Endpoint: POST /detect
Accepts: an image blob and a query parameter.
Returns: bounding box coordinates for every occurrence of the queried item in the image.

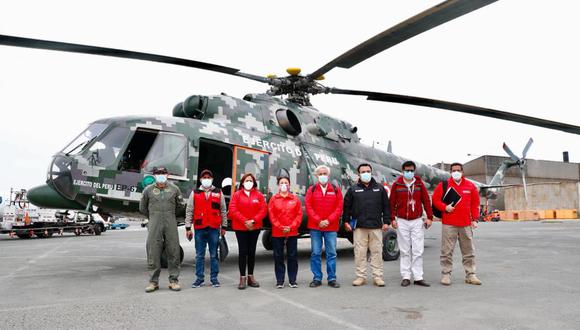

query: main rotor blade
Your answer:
[330,88,580,135]
[308,0,498,79]
[522,137,534,159]
[502,143,520,163]
[0,34,268,83]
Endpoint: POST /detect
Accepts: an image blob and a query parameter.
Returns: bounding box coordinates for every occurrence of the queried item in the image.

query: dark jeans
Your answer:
[194,227,220,281]
[272,236,298,284]
[235,230,260,276]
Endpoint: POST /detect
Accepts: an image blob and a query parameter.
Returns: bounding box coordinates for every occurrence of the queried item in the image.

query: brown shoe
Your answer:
[238,276,247,290]
[352,277,366,286]
[145,282,159,293]
[168,282,181,291]
[401,279,411,287]
[247,275,260,288]
[465,275,482,285]
[373,278,385,287]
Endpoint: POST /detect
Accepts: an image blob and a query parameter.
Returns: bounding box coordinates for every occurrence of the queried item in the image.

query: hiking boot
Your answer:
[401,279,411,287]
[413,280,431,287]
[247,275,260,288]
[352,277,366,286]
[238,276,247,290]
[373,278,385,287]
[465,275,482,285]
[168,282,181,291]
[145,282,159,293]
[328,280,340,288]
[441,274,451,286]
[191,279,204,288]
[309,280,322,288]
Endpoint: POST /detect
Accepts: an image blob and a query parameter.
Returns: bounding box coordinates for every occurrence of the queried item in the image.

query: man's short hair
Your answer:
[401,161,416,170]
[450,162,463,171]
[357,163,372,173]
[314,165,330,175]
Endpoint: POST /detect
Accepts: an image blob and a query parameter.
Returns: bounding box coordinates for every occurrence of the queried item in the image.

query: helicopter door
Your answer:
[232,146,270,195]
[197,139,234,196]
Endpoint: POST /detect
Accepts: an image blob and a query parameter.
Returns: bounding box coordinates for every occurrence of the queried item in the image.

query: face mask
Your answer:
[243,181,254,191]
[279,183,289,193]
[201,178,213,188]
[318,175,329,185]
[360,172,372,183]
[403,171,414,180]
[155,175,167,184]
[451,171,463,181]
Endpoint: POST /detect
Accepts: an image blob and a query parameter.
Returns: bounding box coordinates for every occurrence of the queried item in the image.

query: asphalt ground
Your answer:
[1,220,579,330]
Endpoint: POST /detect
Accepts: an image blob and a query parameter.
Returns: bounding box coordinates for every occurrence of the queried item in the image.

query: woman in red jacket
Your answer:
[268,176,302,289]
[228,173,267,290]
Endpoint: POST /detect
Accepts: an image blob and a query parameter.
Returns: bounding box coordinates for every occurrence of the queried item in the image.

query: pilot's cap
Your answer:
[153,167,168,175]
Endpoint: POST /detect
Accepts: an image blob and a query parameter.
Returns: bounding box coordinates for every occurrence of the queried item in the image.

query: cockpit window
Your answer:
[88,127,130,167]
[143,132,187,177]
[62,123,108,155]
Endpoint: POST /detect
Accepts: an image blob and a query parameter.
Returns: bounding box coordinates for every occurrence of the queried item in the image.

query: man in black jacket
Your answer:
[343,163,391,287]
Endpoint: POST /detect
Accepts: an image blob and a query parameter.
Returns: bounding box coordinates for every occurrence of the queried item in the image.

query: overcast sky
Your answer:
[1,0,579,200]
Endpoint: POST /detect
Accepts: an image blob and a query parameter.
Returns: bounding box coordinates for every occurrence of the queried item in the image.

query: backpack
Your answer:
[432,180,448,219]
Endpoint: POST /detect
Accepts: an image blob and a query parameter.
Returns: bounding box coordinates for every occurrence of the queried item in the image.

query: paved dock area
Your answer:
[1,221,579,329]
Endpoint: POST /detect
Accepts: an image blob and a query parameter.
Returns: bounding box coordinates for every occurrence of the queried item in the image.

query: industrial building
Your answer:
[462,155,580,213]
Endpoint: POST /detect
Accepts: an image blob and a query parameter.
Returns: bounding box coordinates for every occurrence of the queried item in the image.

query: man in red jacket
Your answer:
[432,162,482,286]
[305,165,343,288]
[390,161,433,287]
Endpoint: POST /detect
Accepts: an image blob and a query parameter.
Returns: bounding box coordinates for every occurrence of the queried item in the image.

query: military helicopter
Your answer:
[2,0,579,262]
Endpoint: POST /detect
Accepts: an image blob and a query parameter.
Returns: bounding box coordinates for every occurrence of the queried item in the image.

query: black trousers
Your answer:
[235,230,260,276]
[272,236,298,284]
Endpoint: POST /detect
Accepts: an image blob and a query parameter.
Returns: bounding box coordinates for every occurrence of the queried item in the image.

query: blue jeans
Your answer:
[194,227,220,281]
[310,230,337,281]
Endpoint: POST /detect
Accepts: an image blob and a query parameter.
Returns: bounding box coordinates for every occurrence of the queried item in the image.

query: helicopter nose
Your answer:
[27,184,84,209]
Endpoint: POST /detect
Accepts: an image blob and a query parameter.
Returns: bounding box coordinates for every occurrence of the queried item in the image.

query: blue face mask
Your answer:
[403,171,414,180]
[318,175,329,185]
[360,172,372,183]
[155,175,167,184]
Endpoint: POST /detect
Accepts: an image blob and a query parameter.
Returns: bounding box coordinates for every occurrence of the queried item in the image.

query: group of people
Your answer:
[139,161,482,293]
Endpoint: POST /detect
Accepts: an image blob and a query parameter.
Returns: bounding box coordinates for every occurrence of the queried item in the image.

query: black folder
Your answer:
[442,187,462,206]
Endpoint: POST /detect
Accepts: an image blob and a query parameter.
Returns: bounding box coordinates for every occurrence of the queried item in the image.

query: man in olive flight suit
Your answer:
[139,167,183,293]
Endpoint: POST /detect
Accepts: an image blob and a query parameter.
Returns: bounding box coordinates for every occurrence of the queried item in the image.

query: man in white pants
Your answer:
[390,161,433,287]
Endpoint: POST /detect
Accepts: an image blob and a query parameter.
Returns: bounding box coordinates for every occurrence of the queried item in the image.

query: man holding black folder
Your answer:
[432,163,482,286]
[343,163,391,287]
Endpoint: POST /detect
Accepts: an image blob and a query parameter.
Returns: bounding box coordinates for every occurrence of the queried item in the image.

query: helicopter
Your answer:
[2,0,579,262]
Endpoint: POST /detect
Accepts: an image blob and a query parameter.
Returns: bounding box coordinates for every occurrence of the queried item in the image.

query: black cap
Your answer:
[200,169,213,178]
[153,167,168,174]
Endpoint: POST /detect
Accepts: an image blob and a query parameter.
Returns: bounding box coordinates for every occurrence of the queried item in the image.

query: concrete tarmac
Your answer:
[1,221,579,330]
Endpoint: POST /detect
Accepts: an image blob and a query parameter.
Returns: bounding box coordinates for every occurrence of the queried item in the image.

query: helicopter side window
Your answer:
[62,123,108,155]
[88,127,130,167]
[143,132,188,177]
[119,129,159,173]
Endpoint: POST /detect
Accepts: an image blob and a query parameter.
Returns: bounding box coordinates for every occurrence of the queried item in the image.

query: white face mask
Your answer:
[360,172,372,183]
[201,178,213,188]
[318,175,329,185]
[279,183,289,193]
[451,171,463,181]
[243,181,254,191]
[155,175,167,184]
